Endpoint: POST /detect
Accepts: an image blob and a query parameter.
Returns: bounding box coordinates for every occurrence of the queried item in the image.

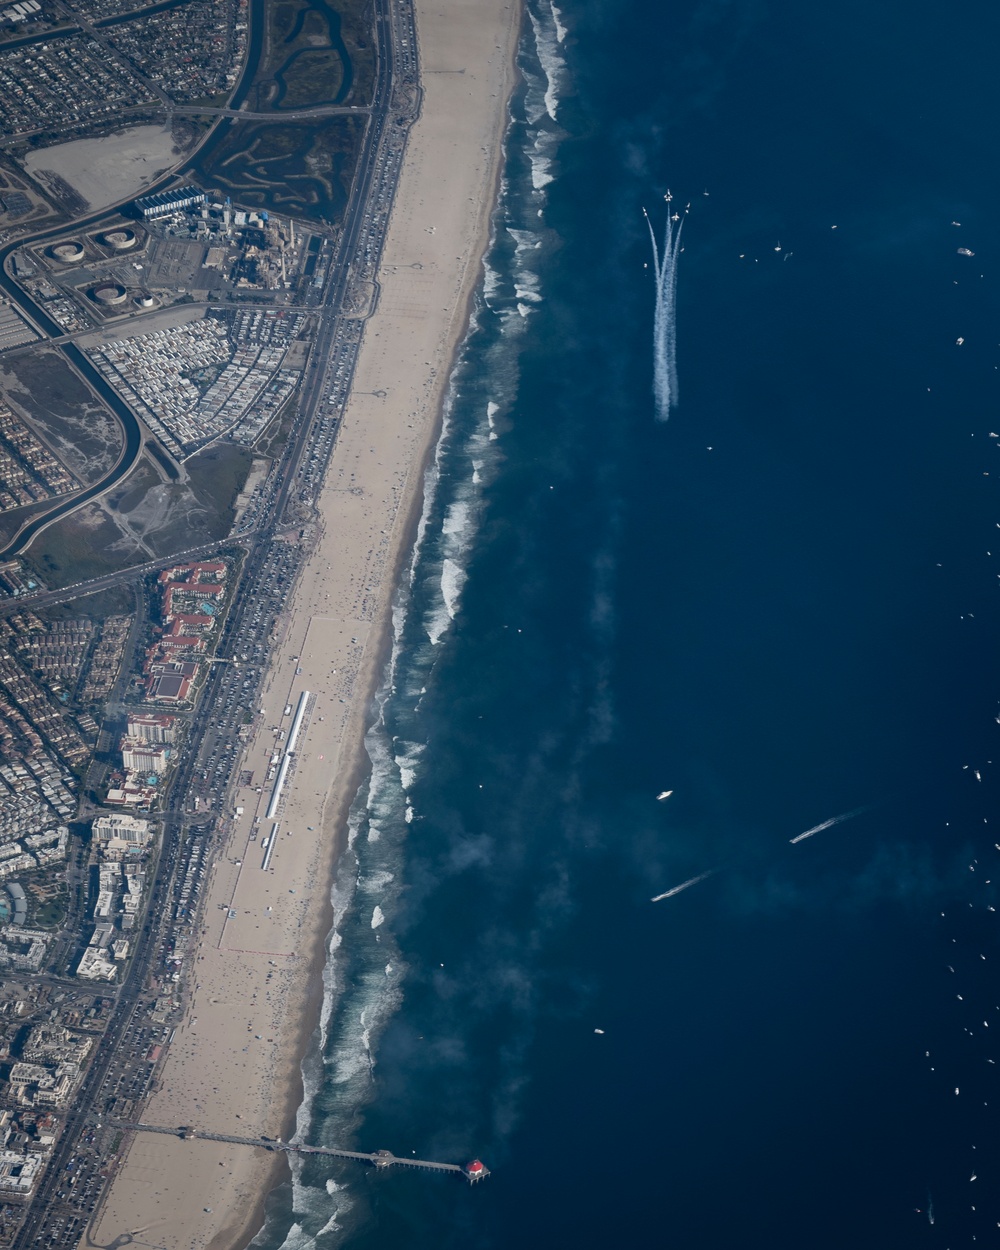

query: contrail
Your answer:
[790,806,868,845]
[644,195,684,420]
[651,869,715,903]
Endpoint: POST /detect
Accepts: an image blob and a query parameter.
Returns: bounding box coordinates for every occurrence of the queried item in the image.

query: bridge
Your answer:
[169,104,372,120]
[109,1121,490,1182]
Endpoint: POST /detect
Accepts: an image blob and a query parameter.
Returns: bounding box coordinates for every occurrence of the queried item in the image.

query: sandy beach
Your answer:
[83,1,522,1248]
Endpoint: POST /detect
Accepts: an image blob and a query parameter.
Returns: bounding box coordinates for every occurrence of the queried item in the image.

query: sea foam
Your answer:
[550,0,568,42]
[440,558,467,621]
[261,4,575,1244]
[527,6,565,121]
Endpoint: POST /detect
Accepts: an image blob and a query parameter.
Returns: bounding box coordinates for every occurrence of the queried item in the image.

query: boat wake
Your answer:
[789,805,868,844]
[651,869,716,902]
[650,800,871,906]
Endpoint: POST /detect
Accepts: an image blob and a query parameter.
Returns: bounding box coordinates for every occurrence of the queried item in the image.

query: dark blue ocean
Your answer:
[254,1,1000,1245]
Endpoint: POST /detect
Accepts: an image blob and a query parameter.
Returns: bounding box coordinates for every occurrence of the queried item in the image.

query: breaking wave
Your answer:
[526,2,566,122]
[251,4,573,1245]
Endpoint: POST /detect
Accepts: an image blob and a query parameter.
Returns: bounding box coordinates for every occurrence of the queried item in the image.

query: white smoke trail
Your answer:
[790,805,868,844]
[651,868,715,902]
[645,196,684,419]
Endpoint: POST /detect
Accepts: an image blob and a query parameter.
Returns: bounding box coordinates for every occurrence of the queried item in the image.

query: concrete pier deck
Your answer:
[109,1121,488,1179]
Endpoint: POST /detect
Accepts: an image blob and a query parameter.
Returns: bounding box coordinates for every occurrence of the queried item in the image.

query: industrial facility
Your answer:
[133,186,207,219]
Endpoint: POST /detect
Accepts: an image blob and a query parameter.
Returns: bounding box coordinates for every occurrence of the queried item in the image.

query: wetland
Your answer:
[192,0,373,226]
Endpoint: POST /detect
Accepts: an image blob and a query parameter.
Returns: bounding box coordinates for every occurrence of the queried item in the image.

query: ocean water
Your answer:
[252,1,1000,1246]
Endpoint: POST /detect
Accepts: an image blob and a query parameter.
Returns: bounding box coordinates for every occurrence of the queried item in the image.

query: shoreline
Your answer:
[83,0,524,1246]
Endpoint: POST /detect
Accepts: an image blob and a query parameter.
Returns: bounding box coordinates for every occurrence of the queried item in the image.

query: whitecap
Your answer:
[359,869,395,893]
[272,1222,311,1250]
[443,498,472,540]
[514,274,542,303]
[398,759,417,788]
[393,739,425,789]
[441,557,467,620]
[322,955,404,1090]
[269,16,565,1234]
[507,226,543,252]
[528,8,564,121]
[550,0,568,42]
[482,256,501,301]
[425,602,451,646]
[522,65,550,126]
[528,151,554,189]
[527,125,560,193]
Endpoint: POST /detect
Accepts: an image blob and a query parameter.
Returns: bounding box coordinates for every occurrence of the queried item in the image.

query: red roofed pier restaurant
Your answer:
[464,1159,489,1183]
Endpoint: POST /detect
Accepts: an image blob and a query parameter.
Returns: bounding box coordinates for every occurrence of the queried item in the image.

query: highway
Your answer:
[170,103,373,119]
[0,302,339,360]
[0,531,259,617]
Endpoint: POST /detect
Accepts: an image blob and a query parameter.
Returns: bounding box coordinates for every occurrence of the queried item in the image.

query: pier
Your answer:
[108,1121,490,1181]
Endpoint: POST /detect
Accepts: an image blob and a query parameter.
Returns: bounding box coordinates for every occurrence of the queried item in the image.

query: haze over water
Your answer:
[255,1,1000,1246]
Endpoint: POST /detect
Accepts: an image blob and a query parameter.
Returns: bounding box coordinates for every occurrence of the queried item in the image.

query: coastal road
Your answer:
[0,303,338,360]
[169,104,373,119]
[9,784,192,1250]
[0,531,260,617]
[8,0,419,1237]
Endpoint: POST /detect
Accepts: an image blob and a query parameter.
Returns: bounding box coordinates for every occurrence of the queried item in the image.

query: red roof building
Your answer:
[145,671,193,703]
[167,613,215,633]
[159,561,226,585]
[158,635,206,653]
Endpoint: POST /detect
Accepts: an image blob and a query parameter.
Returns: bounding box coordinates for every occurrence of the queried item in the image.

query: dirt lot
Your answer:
[0,351,123,484]
[22,124,182,211]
